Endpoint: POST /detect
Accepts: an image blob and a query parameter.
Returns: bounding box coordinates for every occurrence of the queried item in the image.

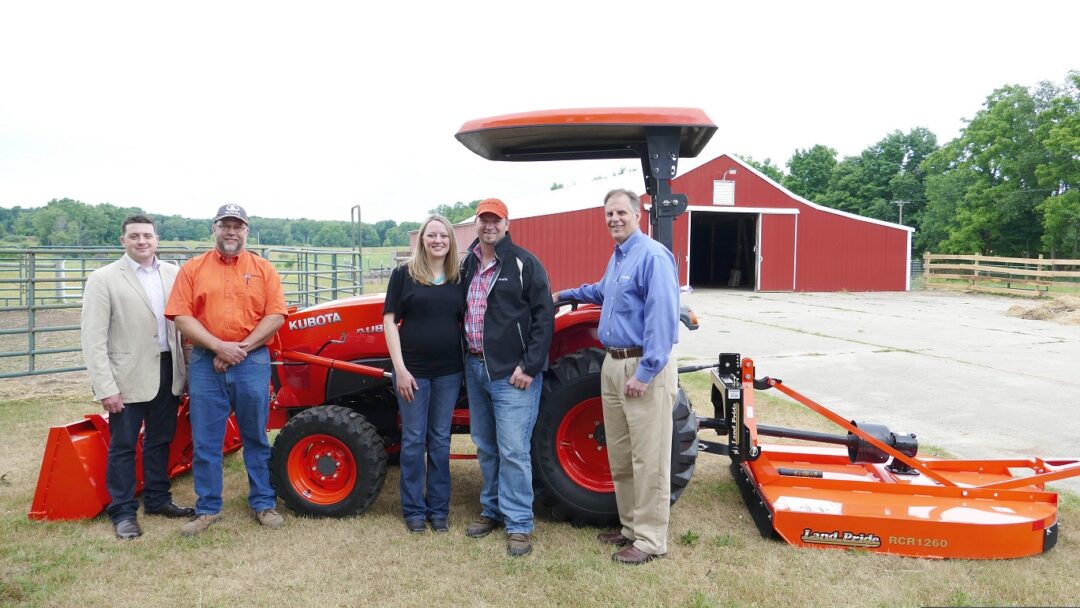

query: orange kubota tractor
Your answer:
[32,108,1080,559]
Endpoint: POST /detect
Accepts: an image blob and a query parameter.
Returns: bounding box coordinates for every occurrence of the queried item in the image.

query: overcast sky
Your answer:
[1,0,1076,223]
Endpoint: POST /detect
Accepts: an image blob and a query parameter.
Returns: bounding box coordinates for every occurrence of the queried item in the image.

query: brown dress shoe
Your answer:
[597,531,634,547]
[612,545,663,565]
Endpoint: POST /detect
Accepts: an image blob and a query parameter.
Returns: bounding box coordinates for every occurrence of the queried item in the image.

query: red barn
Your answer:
[414,154,913,293]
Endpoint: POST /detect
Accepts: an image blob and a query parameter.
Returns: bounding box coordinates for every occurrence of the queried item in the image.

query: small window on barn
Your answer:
[713,180,735,206]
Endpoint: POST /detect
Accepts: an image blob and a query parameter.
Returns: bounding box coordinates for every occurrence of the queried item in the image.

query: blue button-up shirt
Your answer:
[560,229,679,384]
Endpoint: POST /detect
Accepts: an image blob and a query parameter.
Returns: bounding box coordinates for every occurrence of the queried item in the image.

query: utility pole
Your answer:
[892,200,911,225]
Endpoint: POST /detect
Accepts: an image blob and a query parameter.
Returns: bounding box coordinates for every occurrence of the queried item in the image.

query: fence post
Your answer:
[1037,254,1045,298]
[27,252,37,373]
[331,252,339,302]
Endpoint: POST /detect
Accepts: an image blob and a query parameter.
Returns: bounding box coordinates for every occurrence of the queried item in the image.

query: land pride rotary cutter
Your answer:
[31,108,1080,559]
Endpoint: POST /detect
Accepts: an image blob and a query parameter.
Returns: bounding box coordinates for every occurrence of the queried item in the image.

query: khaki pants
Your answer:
[601,355,676,555]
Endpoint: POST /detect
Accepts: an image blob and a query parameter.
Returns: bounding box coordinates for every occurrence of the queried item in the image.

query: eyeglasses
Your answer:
[215,222,248,233]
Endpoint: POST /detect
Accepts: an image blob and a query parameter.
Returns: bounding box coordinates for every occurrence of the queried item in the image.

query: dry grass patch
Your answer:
[1006,295,1080,325]
[0,372,1078,607]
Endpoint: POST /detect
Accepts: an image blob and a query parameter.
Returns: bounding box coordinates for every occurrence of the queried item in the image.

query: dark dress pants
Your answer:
[105,355,180,524]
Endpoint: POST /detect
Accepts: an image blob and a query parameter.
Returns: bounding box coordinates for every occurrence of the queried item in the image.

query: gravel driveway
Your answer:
[675,288,1080,492]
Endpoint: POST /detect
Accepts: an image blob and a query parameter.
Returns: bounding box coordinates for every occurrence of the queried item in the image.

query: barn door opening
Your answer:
[688,212,757,289]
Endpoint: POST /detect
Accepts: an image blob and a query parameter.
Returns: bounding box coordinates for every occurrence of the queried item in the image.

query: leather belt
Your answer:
[606,347,643,359]
[469,350,485,362]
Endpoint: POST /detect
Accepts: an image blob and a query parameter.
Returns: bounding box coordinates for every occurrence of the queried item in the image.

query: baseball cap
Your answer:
[213,204,248,224]
[475,198,508,219]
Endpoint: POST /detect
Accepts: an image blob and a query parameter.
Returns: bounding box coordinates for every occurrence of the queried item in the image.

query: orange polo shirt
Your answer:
[165,249,288,342]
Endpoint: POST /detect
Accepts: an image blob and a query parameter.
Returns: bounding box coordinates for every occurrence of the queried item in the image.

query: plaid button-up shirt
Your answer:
[464,244,498,353]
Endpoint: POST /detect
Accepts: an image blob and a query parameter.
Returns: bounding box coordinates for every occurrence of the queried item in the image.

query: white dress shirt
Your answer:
[127,255,170,352]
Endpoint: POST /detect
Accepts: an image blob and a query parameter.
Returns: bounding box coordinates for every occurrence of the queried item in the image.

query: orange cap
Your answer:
[475,198,509,219]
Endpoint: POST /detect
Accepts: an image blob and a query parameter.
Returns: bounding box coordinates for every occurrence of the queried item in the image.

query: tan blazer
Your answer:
[81,254,186,402]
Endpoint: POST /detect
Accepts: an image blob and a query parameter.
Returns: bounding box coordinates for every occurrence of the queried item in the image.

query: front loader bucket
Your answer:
[29,398,244,521]
[29,415,112,520]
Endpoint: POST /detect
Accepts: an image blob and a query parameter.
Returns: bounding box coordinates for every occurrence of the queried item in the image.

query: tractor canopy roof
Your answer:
[456,107,716,162]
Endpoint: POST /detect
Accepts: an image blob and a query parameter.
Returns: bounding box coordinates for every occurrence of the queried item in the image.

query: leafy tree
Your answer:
[1034,72,1080,257]
[550,182,564,190]
[383,221,421,247]
[158,215,210,242]
[373,219,397,244]
[254,219,293,246]
[14,198,132,246]
[817,129,938,238]
[921,83,1051,255]
[783,145,837,200]
[311,222,351,247]
[289,219,321,245]
[429,200,479,224]
[738,155,785,182]
[0,206,27,237]
[359,223,380,247]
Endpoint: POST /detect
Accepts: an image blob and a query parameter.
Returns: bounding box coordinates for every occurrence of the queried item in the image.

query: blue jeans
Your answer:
[465,355,542,534]
[188,346,276,515]
[395,372,462,522]
[106,356,179,524]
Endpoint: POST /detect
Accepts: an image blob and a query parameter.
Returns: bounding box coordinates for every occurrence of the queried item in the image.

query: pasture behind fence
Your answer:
[0,246,366,378]
[923,253,1080,297]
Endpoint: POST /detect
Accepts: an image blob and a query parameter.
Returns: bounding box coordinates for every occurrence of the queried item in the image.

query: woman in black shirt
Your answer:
[383,214,465,534]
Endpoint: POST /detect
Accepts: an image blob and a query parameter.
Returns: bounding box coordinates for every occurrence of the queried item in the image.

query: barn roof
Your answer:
[451,153,914,234]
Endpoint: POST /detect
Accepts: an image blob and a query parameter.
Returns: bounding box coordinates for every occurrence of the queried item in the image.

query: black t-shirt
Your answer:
[382,265,465,378]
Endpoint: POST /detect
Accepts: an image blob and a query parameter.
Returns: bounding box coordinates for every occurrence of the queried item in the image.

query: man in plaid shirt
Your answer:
[460,198,554,558]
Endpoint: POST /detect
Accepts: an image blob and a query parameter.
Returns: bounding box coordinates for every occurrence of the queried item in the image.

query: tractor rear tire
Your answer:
[532,348,698,527]
[271,404,387,518]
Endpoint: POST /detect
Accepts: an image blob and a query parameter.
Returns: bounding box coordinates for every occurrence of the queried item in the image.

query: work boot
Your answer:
[114,518,142,540]
[507,533,533,557]
[255,508,285,530]
[465,515,502,538]
[180,513,221,537]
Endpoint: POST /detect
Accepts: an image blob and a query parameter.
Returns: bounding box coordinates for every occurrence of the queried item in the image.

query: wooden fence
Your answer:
[923,253,1080,297]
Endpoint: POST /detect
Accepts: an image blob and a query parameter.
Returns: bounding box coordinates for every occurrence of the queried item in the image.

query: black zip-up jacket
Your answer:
[461,232,554,380]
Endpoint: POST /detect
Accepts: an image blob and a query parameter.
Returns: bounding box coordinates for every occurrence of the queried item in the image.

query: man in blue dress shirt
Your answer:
[553,188,680,565]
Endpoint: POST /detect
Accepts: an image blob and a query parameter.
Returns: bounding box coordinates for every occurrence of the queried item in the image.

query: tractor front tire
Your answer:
[271,405,387,518]
[532,348,698,527]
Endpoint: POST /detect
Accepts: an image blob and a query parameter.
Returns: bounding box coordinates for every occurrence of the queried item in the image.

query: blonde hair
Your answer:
[407,214,460,285]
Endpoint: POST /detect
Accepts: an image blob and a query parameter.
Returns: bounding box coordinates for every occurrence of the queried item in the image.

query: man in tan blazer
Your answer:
[81,214,195,539]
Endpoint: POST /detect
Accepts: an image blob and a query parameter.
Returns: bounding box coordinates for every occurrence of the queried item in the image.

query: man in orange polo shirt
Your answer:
[165,204,288,537]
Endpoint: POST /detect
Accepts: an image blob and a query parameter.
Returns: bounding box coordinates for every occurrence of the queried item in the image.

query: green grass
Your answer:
[2,373,1080,607]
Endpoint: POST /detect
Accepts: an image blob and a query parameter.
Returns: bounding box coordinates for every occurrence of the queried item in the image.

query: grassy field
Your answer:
[1,370,1078,607]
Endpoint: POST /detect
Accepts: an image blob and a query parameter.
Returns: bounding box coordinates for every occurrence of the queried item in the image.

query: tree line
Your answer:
[740,71,1079,258]
[0,199,482,249]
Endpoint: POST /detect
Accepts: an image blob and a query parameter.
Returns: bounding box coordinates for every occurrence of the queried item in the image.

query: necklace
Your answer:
[432,275,445,285]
